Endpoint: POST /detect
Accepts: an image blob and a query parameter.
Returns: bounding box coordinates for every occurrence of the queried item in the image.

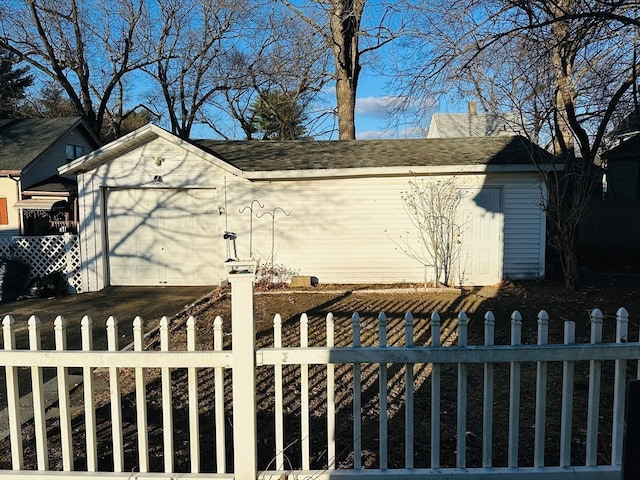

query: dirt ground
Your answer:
[2,259,640,473]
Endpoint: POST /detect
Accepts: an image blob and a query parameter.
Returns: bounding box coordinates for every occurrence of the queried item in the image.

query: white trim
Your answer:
[59,124,244,177]
[244,163,562,181]
[13,198,60,210]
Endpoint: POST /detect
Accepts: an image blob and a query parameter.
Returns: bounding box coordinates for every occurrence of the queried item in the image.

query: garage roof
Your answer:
[61,123,559,179]
[192,135,555,171]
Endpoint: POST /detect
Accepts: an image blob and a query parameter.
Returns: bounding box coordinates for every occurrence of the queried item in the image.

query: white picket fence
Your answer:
[0,234,82,293]
[0,270,637,479]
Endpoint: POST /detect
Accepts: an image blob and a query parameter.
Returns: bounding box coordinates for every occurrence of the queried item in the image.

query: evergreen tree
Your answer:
[0,47,33,117]
[250,90,308,140]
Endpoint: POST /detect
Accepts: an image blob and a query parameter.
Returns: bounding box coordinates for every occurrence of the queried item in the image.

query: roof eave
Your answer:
[59,124,244,178]
[244,163,562,181]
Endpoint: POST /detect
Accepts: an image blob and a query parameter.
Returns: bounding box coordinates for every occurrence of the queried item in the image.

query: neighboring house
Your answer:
[0,117,100,236]
[60,124,555,292]
[603,109,640,199]
[604,134,640,199]
[427,102,523,138]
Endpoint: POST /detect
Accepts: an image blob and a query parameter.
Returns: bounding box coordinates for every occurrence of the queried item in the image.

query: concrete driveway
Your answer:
[0,285,216,351]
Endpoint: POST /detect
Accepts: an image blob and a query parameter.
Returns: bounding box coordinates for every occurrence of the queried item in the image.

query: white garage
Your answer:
[60,124,554,292]
[105,188,219,286]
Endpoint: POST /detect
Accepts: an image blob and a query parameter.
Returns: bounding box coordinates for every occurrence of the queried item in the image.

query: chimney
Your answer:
[468,101,478,115]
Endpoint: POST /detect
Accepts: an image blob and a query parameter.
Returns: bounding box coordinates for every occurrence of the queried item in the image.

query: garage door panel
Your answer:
[106,188,218,286]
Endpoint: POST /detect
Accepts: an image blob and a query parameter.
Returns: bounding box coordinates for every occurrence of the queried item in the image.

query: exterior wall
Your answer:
[607,158,639,199]
[74,137,547,291]
[0,177,21,236]
[224,173,544,286]
[22,126,98,188]
[502,181,547,279]
[75,137,228,291]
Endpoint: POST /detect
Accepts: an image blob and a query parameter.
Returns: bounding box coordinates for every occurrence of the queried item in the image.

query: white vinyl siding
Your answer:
[72,133,548,291]
[502,183,546,279]
[225,176,504,285]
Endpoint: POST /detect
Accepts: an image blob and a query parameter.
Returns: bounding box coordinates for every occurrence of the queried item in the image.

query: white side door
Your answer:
[457,187,502,286]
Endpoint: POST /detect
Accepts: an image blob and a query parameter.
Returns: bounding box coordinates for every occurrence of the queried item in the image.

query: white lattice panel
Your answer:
[0,234,82,293]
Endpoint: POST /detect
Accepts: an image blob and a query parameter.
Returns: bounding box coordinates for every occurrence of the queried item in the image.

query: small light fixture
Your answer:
[153,175,163,182]
[153,156,164,166]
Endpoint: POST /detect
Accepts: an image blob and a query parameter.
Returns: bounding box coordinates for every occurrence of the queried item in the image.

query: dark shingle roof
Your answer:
[0,117,84,172]
[23,175,77,194]
[192,135,553,172]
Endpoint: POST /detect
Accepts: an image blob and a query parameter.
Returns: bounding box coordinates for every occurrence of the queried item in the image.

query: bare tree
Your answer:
[203,4,332,140]
[281,0,400,140]
[0,0,152,139]
[397,177,464,287]
[142,0,253,139]
[397,0,640,290]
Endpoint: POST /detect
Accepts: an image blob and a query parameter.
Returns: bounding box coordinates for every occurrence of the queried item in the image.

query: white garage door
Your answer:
[458,187,502,286]
[106,188,219,286]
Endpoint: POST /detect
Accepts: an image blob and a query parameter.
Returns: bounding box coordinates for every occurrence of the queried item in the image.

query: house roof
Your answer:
[22,175,77,195]
[192,135,554,171]
[605,134,640,160]
[0,117,95,173]
[427,112,523,138]
[609,109,640,140]
[61,123,558,180]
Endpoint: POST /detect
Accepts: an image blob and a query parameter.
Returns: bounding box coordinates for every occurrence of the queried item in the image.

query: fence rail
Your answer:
[0,271,637,479]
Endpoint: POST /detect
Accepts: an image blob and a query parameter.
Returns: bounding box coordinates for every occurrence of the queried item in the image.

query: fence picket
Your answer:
[404,312,414,469]
[560,320,576,467]
[378,312,388,470]
[301,313,310,470]
[586,309,603,466]
[273,313,284,469]
[352,312,362,469]
[160,316,174,473]
[508,310,522,468]
[3,315,24,469]
[81,315,97,471]
[457,312,468,469]
[28,315,48,470]
[612,307,629,465]
[431,311,441,469]
[326,313,336,470]
[535,310,550,467]
[54,315,73,471]
[187,316,200,473]
[132,316,149,473]
[106,316,123,472]
[483,311,495,468]
[213,315,226,473]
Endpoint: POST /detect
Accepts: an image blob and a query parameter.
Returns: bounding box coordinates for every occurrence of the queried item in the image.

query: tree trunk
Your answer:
[329,0,364,140]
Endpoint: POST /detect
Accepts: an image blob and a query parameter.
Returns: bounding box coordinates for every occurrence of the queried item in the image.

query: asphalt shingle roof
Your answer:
[192,135,554,171]
[0,117,83,172]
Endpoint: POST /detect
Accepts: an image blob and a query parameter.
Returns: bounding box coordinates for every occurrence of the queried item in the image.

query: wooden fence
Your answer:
[0,270,637,479]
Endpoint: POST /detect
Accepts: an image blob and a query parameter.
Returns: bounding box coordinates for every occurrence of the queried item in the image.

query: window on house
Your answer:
[0,198,8,225]
[65,144,85,162]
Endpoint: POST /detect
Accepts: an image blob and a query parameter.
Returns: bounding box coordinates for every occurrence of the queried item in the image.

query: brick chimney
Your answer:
[468,101,478,115]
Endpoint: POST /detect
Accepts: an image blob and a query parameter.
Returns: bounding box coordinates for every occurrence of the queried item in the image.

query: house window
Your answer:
[0,198,8,225]
[66,144,85,162]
